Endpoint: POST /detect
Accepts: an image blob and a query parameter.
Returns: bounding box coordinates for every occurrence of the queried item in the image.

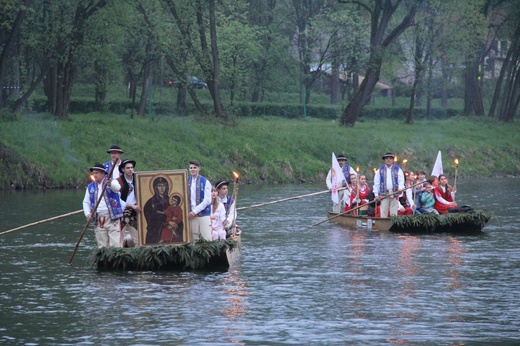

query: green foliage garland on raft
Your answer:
[87,239,240,271]
[389,210,494,233]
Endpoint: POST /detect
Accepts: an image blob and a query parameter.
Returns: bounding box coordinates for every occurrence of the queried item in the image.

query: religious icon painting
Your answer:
[135,170,190,246]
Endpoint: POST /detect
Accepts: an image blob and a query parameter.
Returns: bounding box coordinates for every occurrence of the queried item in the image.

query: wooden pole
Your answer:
[68,162,118,265]
[0,210,83,237]
[312,181,426,227]
[230,173,239,237]
[236,187,347,211]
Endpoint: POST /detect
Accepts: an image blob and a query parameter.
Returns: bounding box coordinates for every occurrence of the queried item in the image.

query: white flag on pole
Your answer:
[431,151,443,177]
[331,152,346,204]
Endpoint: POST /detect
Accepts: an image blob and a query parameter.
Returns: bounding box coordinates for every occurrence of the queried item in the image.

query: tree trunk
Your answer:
[341,56,382,126]
[138,47,153,117]
[208,0,225,118]
[12,65,49,114]
[330,32,340,105]
[441,58,449,108]
[0,3,26,109]
[43,1,107,118]
[339,1,417,127]
[391,77,397,106]
[463,56,485,116]
[425,54,434,118]
[94,61,107,112]
[489,23,520,119]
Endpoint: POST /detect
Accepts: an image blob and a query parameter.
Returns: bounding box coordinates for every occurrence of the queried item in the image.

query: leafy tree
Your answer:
[338,0,418,127]
[81,1,130,112]
[162,0,226,118]
[41,1,108,118]
[246,0,293,103]
[0,0,30,112]
[327,6,370,103]
[488,1,520,122]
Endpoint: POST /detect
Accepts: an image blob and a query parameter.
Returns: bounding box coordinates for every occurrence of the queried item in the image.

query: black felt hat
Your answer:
[119,159,136,173]
[337,154,347,161]
[107,145,124,154]
[382,152,395,159]
[215,180,230,189]
[90,163,108,174]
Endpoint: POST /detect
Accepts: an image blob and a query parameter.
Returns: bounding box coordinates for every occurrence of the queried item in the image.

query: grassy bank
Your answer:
[0,113,519,189]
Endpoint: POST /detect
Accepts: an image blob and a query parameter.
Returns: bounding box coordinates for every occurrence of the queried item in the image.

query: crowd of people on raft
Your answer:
[327,152,472,218]
[82,145,238,249]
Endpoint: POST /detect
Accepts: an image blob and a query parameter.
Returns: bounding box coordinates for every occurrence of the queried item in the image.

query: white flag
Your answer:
[431,151,443,177]
[344,186,351,207]
[331,152,346,204]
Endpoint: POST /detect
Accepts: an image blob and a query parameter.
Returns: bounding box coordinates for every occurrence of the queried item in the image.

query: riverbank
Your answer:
[1,112,519,189]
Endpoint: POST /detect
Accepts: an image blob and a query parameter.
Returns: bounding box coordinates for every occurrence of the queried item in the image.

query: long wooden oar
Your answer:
[68,162,118,265]
[312,181,425,227]
[230,173,239,237]
[237,187,347,211]
[0,209,83,237]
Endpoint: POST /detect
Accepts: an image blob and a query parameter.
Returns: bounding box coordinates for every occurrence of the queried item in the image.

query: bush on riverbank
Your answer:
[0,112,518,189]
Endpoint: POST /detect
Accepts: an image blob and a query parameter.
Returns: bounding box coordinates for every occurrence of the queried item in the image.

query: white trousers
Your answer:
[190,215,211,241]
[332,190,345,213]
[94,216,122,248]
[380,197,399,217]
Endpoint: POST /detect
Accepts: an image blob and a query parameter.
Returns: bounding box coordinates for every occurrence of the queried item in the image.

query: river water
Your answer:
[1,178,519,345]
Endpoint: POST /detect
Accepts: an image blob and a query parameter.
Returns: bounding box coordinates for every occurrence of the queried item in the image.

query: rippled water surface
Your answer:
[1,178,519,345]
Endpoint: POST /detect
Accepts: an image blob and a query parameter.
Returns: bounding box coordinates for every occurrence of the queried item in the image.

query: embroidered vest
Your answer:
[343,164,351,184]
[378,165,400,195]
[103,160,120,180]
[188,175,211,216]
[118,175,136,202]
[221,195,235,216]
[88,180,124,220]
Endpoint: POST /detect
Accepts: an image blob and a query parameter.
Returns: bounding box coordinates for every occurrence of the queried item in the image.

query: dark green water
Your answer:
[1,178,519,345]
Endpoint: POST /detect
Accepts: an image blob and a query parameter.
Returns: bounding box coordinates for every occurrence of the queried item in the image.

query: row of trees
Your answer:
[0,0,519,126]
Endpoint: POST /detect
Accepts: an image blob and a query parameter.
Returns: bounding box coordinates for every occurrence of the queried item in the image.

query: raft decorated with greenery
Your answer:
[327,210,493,234]
[87,239,240,271]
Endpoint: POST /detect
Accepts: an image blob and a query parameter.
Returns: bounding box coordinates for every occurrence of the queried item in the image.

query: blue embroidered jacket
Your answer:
[88,180,124,220]
[188,176,211,216]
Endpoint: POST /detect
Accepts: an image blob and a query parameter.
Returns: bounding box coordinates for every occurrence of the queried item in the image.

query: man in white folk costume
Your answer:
[326,153,357,213]
[104,145,123,181]
[373,152,405,217]
[187,159,212,241]
[82,163,126,248]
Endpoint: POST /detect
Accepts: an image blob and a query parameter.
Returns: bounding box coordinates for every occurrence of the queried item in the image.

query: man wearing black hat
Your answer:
[104,145,123,181]
[373,152,405,217]
[187,159,212,241]
[215,180,237,235]
[116,159,140,247]
[325,153,357,213]
[82,163,126,248]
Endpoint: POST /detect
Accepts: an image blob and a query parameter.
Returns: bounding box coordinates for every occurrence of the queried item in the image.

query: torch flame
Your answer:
[402,159,408,164]
[232,171,239,180]
[394,156,398,162]
[454,158,459,167]
[356,166,359,172]
[373,168,377,173]
[89,174,95,182]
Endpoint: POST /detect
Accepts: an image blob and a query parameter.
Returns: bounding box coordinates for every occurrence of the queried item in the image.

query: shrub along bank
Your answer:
[0,112,518,189]
[28,96,460,121]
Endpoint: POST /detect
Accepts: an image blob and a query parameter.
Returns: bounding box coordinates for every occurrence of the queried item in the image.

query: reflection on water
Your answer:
[1,178,520,344]
[446,237,465,291]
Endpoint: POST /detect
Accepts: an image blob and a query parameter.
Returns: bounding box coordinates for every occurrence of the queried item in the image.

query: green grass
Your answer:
[0,112,519,189]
